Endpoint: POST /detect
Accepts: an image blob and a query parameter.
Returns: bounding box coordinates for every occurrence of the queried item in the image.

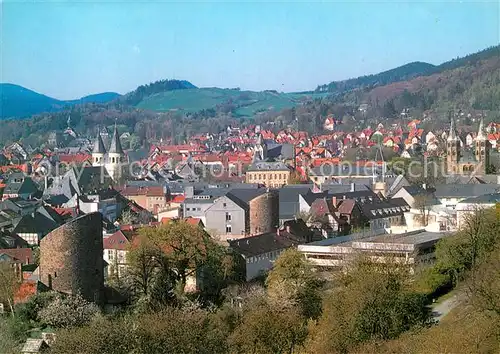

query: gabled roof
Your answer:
[103,229,135,250]
[21,338,49,353]
[229,230,307,257]
[0,247,33,264]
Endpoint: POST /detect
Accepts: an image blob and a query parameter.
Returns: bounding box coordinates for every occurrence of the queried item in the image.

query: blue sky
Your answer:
[1,1,499,99]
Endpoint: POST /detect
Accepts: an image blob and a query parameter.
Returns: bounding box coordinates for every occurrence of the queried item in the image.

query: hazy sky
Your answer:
[1,0,499,99]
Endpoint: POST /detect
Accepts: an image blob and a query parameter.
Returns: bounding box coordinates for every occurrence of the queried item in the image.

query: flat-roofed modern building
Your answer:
[298,229,451,272]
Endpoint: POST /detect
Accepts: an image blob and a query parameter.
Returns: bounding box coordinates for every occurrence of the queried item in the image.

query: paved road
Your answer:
[431,292,464,322]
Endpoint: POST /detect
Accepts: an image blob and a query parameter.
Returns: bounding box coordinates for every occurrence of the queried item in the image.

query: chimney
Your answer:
[332,196,337,208]
[350,182,355,192]
[422,183,427,190]
[286,225,291,234]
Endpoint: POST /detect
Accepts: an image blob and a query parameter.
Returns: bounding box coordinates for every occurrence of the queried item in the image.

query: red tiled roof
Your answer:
[337,199,355,214]
[171,195,185,203]
[103,230,135,250]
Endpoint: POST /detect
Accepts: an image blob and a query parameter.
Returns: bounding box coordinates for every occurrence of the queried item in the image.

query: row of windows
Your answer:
[186,207,202,212]
[248,173,287,181]
[247,249,282,263]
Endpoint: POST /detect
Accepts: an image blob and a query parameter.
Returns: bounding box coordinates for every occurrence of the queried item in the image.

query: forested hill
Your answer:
[120,79,197,106]
[316,45,500,94]
[315,61,437,94]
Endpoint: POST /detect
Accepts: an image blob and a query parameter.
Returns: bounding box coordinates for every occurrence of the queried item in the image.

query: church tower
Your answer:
[446,116,460,174]
[253,133,267,162]
[105,123,125,180]
[91,129,106,167]
[474,117,490,174]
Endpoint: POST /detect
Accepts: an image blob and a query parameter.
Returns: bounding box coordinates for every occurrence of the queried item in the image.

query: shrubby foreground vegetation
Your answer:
[1,208,500,353]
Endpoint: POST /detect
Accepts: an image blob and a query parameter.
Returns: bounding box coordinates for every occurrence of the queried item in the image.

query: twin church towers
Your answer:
[91,124,126,181]
[446,117,491,175]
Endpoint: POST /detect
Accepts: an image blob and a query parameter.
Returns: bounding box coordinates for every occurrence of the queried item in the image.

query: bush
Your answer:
[38,294,100,328]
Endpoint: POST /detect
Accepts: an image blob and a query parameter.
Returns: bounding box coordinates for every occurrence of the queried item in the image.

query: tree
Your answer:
[0,263,20,316]
[126,233,161,298]
[306,258,431,353]
[413,193,434,226]
[473,245,500,319]
[229,302,308,354]
[266,249,322,319]
[289,171,304,184]
[138,222,225,295]
[128,222,236,304]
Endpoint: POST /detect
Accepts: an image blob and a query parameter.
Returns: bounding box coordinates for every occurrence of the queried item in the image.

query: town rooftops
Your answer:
[309,164,386,177]
[3,173,39,196]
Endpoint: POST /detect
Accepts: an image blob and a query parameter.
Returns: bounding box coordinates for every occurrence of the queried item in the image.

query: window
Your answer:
[186,207,190,211]
[226,225,232,233]
[223,203,227,208]
[226,212,231,221]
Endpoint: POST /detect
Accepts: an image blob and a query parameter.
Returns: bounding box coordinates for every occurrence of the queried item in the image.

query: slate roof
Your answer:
[359,199,410,220]
[310,164,384,177]
[229,230,307,257]
[13,212,58,235]
[227,188,267,204]
[126,148,149,162]
[108,125,124,154]
[247,161,289,172]
[458,193,500,205]
[3,173,39,196]
[434,184,500,198]
[225,193,250,211]
[92,132,106,154]
[279,185,312,220]
[266,143,295,160]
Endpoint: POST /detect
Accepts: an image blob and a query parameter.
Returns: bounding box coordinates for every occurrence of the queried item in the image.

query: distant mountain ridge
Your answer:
[0,83,121,119]
[316,45,500,94]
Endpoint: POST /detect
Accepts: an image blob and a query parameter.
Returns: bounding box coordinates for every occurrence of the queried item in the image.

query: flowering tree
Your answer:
[38,294,100,328]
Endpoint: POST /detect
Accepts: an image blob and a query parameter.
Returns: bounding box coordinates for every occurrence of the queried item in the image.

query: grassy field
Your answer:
[136,87,327,117]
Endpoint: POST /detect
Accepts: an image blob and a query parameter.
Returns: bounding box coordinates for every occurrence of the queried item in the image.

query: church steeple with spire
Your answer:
[446,115,460,174]
[105,121,125,180]
[474,117,490,173]
[253,133,267,162]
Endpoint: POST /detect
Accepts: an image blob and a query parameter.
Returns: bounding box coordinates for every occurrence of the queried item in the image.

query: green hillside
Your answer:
[135,87,325,117]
